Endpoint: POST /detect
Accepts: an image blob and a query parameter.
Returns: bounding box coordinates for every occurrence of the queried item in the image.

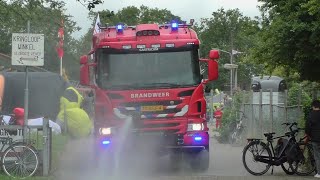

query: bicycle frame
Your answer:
[0,136,13,153]
[248,122,301,167]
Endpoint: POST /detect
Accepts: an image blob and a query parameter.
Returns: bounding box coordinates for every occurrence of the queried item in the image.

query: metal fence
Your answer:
[0,118,52,176]
[240,90,303,139]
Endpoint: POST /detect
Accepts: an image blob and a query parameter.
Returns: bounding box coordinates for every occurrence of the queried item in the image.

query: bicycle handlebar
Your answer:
[281,122,298,131]
[282,122,304,138]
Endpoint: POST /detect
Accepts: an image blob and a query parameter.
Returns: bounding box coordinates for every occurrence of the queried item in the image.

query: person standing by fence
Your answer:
[305,99,320,178]
[214,107,223,129]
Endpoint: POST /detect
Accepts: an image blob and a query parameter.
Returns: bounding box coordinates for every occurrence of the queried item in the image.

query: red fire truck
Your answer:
[79,20,219,171]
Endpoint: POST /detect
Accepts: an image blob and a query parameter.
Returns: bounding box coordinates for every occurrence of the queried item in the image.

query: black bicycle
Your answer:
[242,122,303,176]
[0,115,39,179]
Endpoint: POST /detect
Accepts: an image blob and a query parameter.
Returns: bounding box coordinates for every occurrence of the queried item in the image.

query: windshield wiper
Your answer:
[106,84,137,90]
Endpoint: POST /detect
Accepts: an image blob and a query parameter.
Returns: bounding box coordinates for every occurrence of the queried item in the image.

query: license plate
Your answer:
[141,105,163,112]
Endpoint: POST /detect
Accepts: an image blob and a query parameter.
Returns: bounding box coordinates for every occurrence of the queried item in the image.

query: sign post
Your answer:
[11,21,44,137]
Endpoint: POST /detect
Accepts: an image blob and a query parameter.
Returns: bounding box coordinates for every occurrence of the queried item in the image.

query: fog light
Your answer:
[102,140,110,145]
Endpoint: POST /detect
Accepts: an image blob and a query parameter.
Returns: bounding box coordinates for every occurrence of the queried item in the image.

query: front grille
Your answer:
[116,100,187,119]
[143,123,180,129]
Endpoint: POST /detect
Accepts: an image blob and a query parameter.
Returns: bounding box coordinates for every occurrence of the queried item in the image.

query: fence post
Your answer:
[259,89,263,138]
[270,89,273,133]
[284,90,288,123]
[42,117,49,176]
[251,90,254,137]
[298,85,302,119]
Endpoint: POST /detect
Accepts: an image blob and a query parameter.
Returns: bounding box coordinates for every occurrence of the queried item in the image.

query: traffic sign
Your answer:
[223,63,238,69]
[11,33,44,66]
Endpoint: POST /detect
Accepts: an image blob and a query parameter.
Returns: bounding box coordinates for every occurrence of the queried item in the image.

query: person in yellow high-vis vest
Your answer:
[57,86,92,138]
[59,86,84,110]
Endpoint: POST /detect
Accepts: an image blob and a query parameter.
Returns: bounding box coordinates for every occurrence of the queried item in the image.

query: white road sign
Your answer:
[11,33,44,66]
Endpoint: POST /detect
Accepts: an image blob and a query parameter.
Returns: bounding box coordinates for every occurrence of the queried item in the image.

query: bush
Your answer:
[287,83,312,128]
[215,91,250,143]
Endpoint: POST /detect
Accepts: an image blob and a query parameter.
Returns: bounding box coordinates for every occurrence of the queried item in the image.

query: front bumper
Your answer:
[96,131,209,153]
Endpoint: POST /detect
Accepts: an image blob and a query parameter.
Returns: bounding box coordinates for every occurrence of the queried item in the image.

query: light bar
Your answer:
[136,30,160,36]
[151,44,161,48]
[194,137,202,141]
[137,44,146,48]
[166,43,175,48]
[122,45,132,49]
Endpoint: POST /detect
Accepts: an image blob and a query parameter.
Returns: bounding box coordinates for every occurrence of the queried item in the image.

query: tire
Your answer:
[289,143,316,176]
[2,143,39,178]
[242,141,272,176]
[189,149,210,172]
[169,152,182,171]
[281,162,295,175]
[94,147,116,176]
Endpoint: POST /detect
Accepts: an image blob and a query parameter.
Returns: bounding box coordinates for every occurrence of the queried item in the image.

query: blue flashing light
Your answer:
[116,24,124,33]
[102,140,110,145]
[171,22,178,31]
[172,23,178,28]
[194,137,202,141]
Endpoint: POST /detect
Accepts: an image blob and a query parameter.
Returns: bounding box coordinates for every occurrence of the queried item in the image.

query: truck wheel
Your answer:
[189,149,210,172]
[93,148,116,175]
[169,152,182,171]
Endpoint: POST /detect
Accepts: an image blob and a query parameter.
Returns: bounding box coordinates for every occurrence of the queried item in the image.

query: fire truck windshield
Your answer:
[97,48,201,90]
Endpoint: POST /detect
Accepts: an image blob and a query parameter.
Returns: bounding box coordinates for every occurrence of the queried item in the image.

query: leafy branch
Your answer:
[76,0,103,10]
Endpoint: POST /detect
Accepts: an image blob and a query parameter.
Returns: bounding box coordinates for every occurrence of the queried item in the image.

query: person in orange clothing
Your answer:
[214,107,223,129]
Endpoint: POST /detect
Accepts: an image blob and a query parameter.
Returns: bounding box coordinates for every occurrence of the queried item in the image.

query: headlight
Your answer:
[187,123,204,131]
[99,128,112,135]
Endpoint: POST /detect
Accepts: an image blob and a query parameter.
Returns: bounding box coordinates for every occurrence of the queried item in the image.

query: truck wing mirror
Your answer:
[207,60,219,81]
[80,55,96,86]
[200,56,219,84]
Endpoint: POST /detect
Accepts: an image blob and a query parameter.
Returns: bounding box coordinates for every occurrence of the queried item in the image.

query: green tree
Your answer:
[0,0,81,79]
[252,0,320,81]
[195,8,262,91]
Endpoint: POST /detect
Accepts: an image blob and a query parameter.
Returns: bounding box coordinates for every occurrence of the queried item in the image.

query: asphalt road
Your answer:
[54,134,314,180]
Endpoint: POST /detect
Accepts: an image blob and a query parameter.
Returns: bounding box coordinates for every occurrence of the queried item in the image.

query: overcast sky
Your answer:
[65,0,262,39]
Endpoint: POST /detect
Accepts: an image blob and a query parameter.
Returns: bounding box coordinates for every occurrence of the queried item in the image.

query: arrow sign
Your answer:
[20,56,38,61]
[11,33,44,66]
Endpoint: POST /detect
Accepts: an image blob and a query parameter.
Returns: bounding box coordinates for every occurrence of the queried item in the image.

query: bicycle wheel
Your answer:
[242,141,272,175]
[2,143,39,179]
[281,162,295,175]
[289,143,316,176]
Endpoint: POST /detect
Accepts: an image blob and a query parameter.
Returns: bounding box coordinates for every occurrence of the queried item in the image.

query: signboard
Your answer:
[11,33,44,66]
[0,129,23,152]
